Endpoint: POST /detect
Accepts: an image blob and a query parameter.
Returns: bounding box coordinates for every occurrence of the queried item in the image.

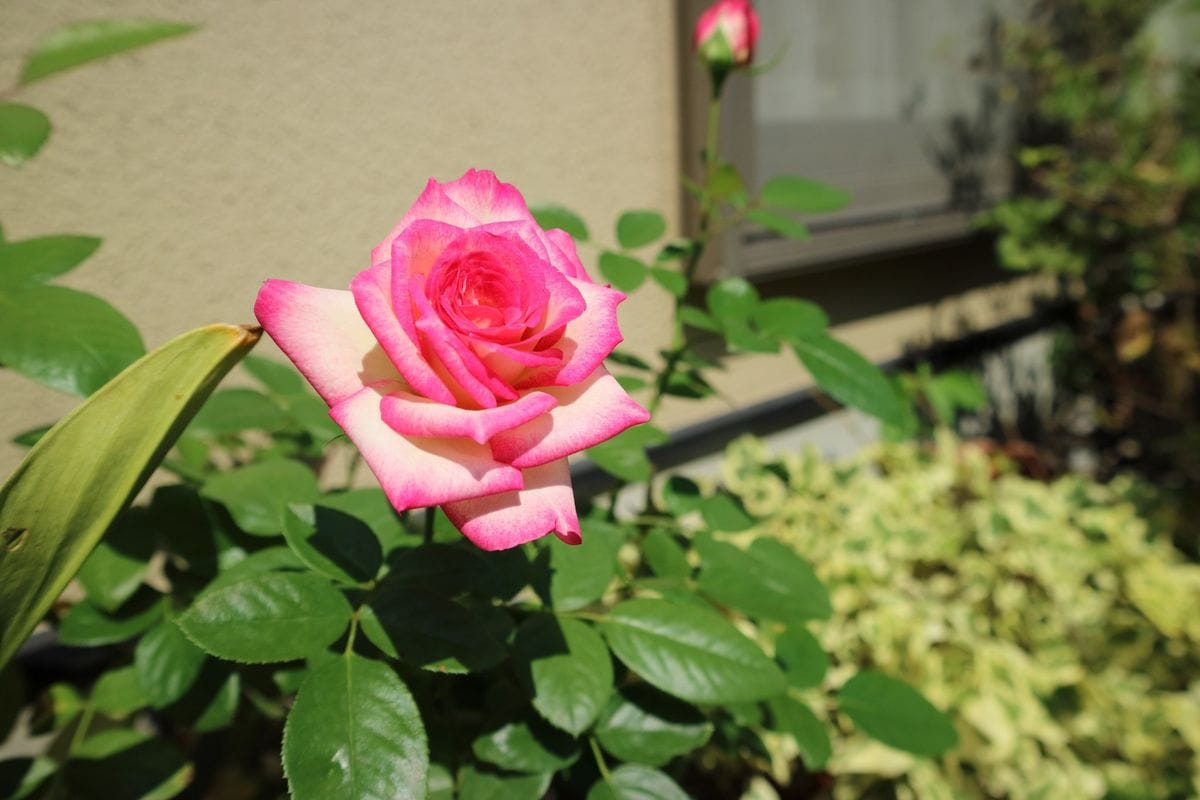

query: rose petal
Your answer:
[371,181,479,267]
[443,458,581,550]
[517,278,626,388]
[351,263,457,405]
[410,273,508,408]
[539,227,591,282]
[381,389,557,445]
[331,383,524,511]
[490,366,650,468]
[253,280,398,405]
[440,168,535,225]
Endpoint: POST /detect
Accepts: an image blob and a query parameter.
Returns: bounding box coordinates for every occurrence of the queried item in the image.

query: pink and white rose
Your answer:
[693,0,760,69]
[254,169,649,550]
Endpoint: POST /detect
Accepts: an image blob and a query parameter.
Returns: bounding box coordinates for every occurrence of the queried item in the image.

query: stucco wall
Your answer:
[0,1,683,475]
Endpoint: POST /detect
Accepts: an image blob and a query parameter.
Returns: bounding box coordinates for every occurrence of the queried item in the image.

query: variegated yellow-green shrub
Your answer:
[718,431,1199,800]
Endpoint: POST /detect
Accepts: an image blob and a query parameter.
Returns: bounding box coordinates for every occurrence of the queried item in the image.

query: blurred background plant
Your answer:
[981,0,1200,546]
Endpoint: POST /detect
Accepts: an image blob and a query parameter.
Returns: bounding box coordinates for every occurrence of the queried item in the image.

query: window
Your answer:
[696,0,1019,278]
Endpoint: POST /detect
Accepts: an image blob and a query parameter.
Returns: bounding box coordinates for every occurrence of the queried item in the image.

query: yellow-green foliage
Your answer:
[721,431,1200,800]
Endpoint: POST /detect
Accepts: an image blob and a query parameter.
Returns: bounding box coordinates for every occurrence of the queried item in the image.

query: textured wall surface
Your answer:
[0,1,683,474]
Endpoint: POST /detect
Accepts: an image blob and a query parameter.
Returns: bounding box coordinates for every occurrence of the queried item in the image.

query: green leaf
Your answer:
[791,333,911,428]
[649,267,688,298]
[0,285,144,395]
[315,489,408,556]
[599,252,647,292]
[679,306,720,333]
[11,425,49,447]
[201,545,305,593]
[21,19,198,84]
[358,583,507,674]
[606,350,652,371]
[661,475,703,516]
[65,729,191,800]
[0,235,101,288]
[775,626,828,689]
[188,387,289,435]
[698,491,756,532]
[201,459,319,535]
[616,211,667,250]
[706,160,745,201]
[174,665,239,733]
[134,621,206,708]
[600,598,785,704]
[76,508,154,612]
[472,716,580,773]
[706,279,760,331]
[283,654,427,800]
[0,104,50,167]
[530,204,589,242]
[615,375,647,392]
[585,425,668,483]
[766,695,831,769]
[587,764,691,800]
[532,518,623,611]
[720,319,778,354]
[696,537,831,622]
[458,765,550,800]
[752,298,827,341]
[759,176,851,213]
[595,685,712,766]
[745,209,810,241]
[282,504,383,585]
[177,572,351,663]
[242,354,308,395]
[837,670,958,756]
[513,616,613,735]
[91,666,148,717]
[641,528,691,579]
[57,591,164,646]
[0,757,56,800]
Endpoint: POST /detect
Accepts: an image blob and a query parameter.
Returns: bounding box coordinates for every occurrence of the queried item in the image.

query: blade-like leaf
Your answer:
[0,284,144,395]
[837,670,958,756]
[283,654,428,800]
[600,598,785,704]
[21,20,198,84]
[0,104,50,167]
[0,324,259,669]
[792,333,911,429]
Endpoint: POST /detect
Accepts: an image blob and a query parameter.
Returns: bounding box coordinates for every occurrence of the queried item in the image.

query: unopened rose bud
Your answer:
[693,0,760,74]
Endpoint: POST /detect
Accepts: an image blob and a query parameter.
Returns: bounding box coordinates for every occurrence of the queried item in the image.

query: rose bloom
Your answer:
[254,169,649,550]
[693,0,760,68]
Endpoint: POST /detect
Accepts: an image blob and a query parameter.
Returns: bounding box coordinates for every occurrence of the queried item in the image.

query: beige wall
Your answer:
[1,1,1048,480]
[0,1,683,474]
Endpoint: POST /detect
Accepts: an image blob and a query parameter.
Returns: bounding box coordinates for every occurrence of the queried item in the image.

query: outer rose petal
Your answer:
[490,366,650,469]
[253,280,398,405]
[539,227,591,282]
[351,264,457,405]
[443,459,581,550]
[331,383,524,511]
[441,169,535,225]
[381,389,557,445]
[371,181,480,267]
[518,278,626,388]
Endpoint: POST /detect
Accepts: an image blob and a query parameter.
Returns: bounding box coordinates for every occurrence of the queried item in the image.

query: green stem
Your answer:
[640,92,724,515]
[344,611,360,656]
[589,736,613,783]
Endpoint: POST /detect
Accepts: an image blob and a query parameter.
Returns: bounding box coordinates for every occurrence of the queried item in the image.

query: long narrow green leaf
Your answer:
[0,323,260,669]
[20,20,198,84]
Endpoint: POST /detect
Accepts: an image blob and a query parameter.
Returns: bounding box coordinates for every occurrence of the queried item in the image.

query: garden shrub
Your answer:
[719,430,1199,799]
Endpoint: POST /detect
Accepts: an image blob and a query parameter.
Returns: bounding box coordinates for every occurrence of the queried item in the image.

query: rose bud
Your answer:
[693,0,760,72]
